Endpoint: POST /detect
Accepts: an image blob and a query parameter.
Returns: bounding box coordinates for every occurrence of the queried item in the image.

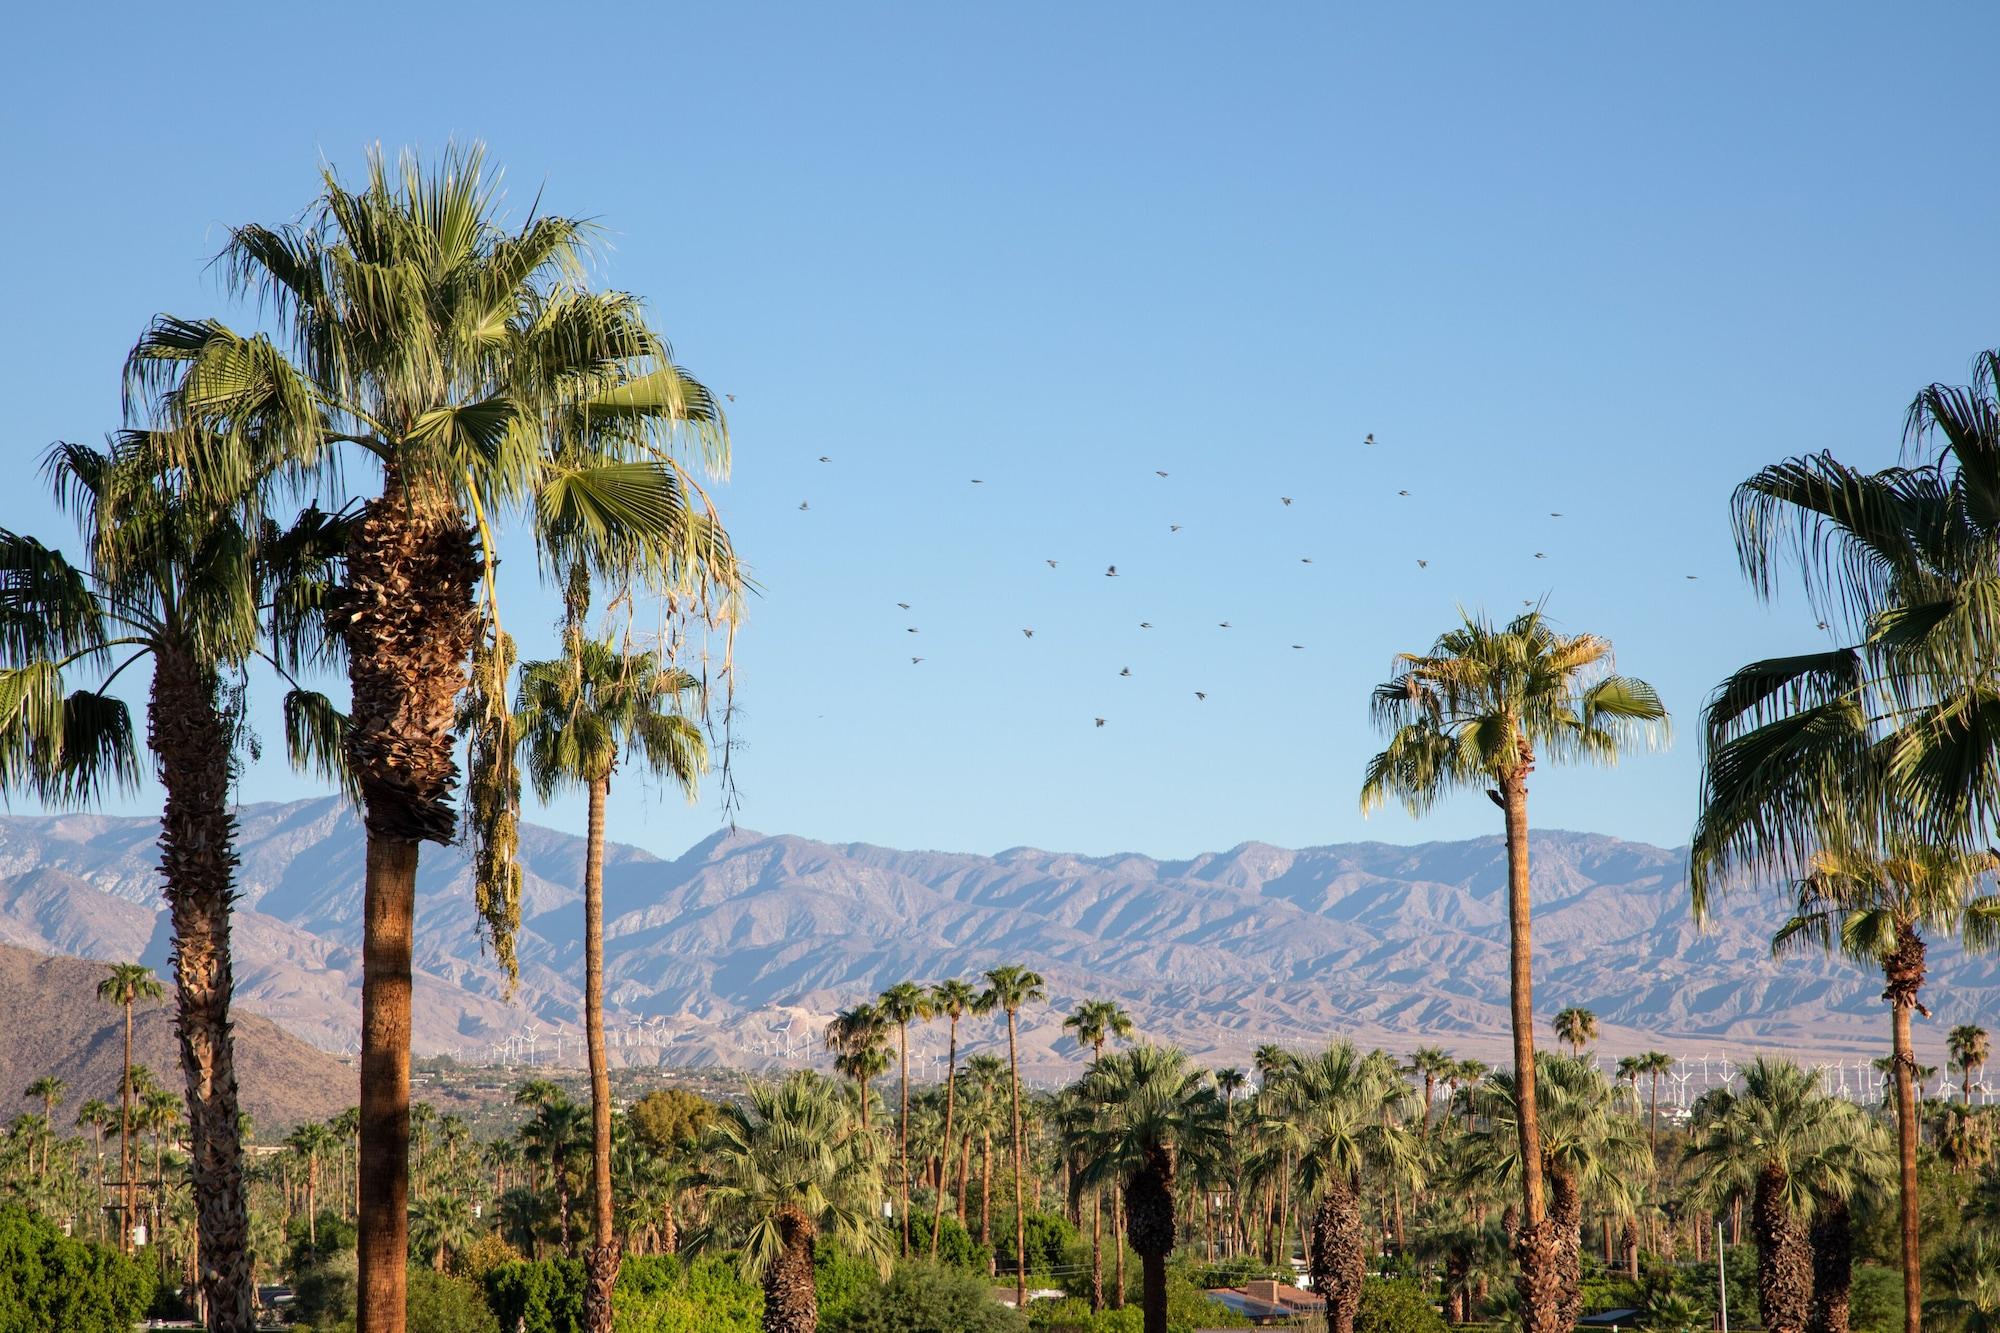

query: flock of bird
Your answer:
[796,433,1703,729]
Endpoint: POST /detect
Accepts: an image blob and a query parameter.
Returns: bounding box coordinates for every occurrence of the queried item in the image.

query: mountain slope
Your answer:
[0,799,1982,1076]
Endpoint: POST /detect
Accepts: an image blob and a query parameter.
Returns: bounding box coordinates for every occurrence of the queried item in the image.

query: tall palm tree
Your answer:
[1552,1007,1597,1056]
[1768,842,2000,1332]
[127,145,734,1333]
[23,1077,65,1174]
[1686,1059,1836,1333]
[1076,1045,1227,1333]
[981,964,1046,1309]
[1691,349,2000,1333]
[696,1072,888,1333]
[1362,608,1667,1333]
[873,980,934,1258]
[960,1053,1009,1263]
[516,611,705,1331]
[520,1095,589,1258]
[1064,997,1136,1310]
[1,441,345,1332]
[287,1122,337,1246]
[823,1005,890,1138]
[96,962,163,1255]
[76,1096,113,1233]
[1799,1098,1894,1333]
[926,978,985,1260]
[1928,1235,2000,1333]
[1289,1042,1422,1333]
[1637,1051,1675,1156]
[1949,1025,1991,1105]
[1405,1047,1452,1138]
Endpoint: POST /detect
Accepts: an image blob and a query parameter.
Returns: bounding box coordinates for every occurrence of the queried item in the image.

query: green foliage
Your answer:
[823,1261,1027,1333]
[1849,1263,1903,1333]
[0,1204,155,1333]
[288,1210,358,1277]
[816,1241,887,1327]
[1356,1278,1447,1333]
[627,1088,718,1158]
[906,1210,992,1273]
[612,1254,761,1333]
[1027,1299,1142,1333]
[482,1256,585,1333]
[406,1268,502,1333]
[1002,1208,1078,1278]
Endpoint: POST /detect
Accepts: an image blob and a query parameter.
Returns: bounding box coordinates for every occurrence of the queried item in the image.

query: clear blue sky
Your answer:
[4,4,1998,861]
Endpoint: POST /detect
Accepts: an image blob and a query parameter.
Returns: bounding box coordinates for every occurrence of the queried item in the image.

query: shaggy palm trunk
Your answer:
[1006,1009,1028,1309]
[1114,1188,1128,1307]
[1623,1214,1639,1280]
[1091,1187,1105,1312]
[1500,765,1562,1333]
[1884,927,1925,1333]
[582,776,619,1333]
[337,481,479,1333]
[1127,1146,1176,1333]
[980,1130,993,1272]
[931,1016,961,1259]
[1309,1175,1365,1333]
[1752,1162,1812,1333]
[1808,1198,1853,1333]
[120,999,135,1254]
[764,1204,818,1333]
[1549,1169,1585,1332]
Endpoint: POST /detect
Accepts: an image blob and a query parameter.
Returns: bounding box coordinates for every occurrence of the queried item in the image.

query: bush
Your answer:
[408,1268,501,1333]
[613,1254,761,1333]
[907,1210,993,1273]
[1356,1278,1447,1333]
[823,1261,1026,1333]
[0,1205,156,1333]
[288,1211,359,1278]
[290,1248,358,1330]
[483,1256,585,1333]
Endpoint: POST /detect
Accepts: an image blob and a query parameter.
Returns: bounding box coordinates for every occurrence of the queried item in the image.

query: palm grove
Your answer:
[0,145,1997,1333]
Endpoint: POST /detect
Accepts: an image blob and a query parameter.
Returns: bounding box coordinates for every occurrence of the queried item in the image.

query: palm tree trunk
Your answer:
[340,474,480,1333]
[582,776,619,1333]
[358,834,420,1333]
[957,1135,971,1223]
[1753,1162,1812,1333]
[1309,1175,1365,1333]
[1006,1009,1028,1310]
[1808,1198,1854,1333]
[307,1158,319,1246]
[898,1020,911,1258]
[1885,927,1926,1333]
[1128,1149,1175,1333]
[1113,1188,1127,1308]
[1549,1168,1585,1332]
[765,1204,818,1333]
[1649,1070,1662,1158]
[149,640,254,1320]
[118,998,135,1256]
[1091,1187,1105,1312]
[980,1130,993,1272]
[1501,769,1560,1333]
[931,1015,961,1259]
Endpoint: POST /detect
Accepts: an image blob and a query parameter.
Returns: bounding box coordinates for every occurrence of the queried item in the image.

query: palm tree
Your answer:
[1766,842,2000,1332]
[76,1097,113,1233]
[1064,997,1136,1311]
[96,962,163,1255]
[1,442,346,1332]
[1949,1025,1990,1105]
[520,1095,589,1258]
[1637,1051,1675,1156]
[960,1053,1009,1264]
[926,978,985,1260]
[1686,1059,1836,1333]
[142,1087,182,1250]
[1288,1042,1422,1333]
[1362,608,1667,1333]
[516,612,705,1330]
[981,964,1046,1309]
[696,1072,888,1333]
[127,145,735,1333]
[1799,1098,1893,1333]
[873,981,934,1257]
[409,1192,475,1272]
[1552,1007,1597,1056]
[1405,1047,1453,1138]
[1929,1235,2000,1333]
[1076,1045,1227,1333]
[823,1004,890,1138]
[23,1077,65,1173]
[1691,351,2000,1333]
[287,1122,337,1246]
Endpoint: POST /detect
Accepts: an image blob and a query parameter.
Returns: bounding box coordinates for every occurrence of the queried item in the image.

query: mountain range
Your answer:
[0,797,1988,1081]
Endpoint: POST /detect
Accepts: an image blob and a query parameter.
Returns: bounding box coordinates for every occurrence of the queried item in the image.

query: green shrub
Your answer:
[1356,1278,1447,1333]
[907,1211,994,1273]
[815,1241,888,1326]
[1027,1297,1142,1333]
[407,1268,501,1333]
[1848,1264,1901,1333]
[290,1248,358,1329]
[0,1205,156,1333]
[483,1256,585,1333]
[824,1261,1026,1333]
[613,1254,761,1333]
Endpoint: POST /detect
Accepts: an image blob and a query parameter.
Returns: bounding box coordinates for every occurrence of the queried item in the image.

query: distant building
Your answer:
[1206,1278,1326,1324]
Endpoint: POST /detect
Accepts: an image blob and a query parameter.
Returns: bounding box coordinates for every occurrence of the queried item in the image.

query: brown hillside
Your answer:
[0,940,352,1132]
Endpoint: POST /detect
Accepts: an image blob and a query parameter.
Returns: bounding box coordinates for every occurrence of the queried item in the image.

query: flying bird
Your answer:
[1155,470,1169,478]
[1817,621,1829,630]
[818,455,830,462]
[726,393,737,402]
[1534,552,1547,559]
[1194,691,1206,701]
[1398,490,1410,497]
[1300,557,1313,564]
[1139,622,1153,629]
[1022,629,1034,638]
[1550,511,1562,517]
[1281,497,1293,506]
[1364,433,1375,446]
[1291,644,1305,650]
[897,602,910,609]
[1218,622,1231,629]
[1119,667,1132,677]
[971,478,983,484]
[907,627,919,633]
[1169,524,1182,532]
[798,501,809,511]
[1094,717,1106,728]
[1686,574,1698,580]
[1417,559,1428,568]
[1105,565,1118,577]
[911,657,923,664]
[1046,559,1058,568]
